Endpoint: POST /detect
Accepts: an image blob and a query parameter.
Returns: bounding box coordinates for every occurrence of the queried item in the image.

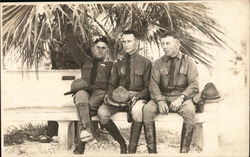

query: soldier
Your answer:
[143,31,199,153]
[64,25,113,154]
[97,30,152,154]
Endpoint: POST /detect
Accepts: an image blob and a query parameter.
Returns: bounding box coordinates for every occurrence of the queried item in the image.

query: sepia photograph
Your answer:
[1,0,249,157]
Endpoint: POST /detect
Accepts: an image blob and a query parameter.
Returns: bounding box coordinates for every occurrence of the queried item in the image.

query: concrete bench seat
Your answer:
[2,70,219,153]
[4,106,205,122]
[3,106,218,153]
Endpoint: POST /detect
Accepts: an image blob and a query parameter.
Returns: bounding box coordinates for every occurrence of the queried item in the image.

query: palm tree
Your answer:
[1,2,229,70]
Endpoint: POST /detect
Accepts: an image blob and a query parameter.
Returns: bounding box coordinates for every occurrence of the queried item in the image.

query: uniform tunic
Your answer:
[98,52,152,124]
[144,52,199,125]
[65,32,112,115]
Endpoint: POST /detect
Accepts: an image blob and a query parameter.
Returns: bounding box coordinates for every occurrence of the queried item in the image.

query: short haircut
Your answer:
[94,36,108,45]
[122,29,139,39]
[160,31,180,40]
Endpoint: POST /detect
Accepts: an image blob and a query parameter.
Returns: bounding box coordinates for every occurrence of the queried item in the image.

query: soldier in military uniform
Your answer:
[143,31,199,153]
[64,25,113,154]
[97,30,152,154]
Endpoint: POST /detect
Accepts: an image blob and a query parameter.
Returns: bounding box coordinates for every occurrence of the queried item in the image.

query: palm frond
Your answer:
[2,2,230,70]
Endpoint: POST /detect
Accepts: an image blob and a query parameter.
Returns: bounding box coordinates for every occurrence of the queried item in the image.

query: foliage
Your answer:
[4,123,46,146]
[2,2,229,69]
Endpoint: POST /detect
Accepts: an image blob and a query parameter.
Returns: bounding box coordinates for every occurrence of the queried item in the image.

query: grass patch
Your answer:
[4,123,46,146]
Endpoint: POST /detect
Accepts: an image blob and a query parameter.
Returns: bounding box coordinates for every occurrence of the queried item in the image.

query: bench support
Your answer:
[57,121,75,150]
[202,120,219,153]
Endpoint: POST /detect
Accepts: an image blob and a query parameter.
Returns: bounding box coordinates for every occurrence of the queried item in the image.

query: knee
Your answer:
[182,101,195,116]
[181,101,195,125]
[74,90,89,105]
[143,103,155,116]
[143,101,157,122]
[131,100,146,122]
[97,105,111,125]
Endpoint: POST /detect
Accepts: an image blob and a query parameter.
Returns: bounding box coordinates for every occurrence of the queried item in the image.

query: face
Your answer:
[121,34,139,54]
[160,36,180,57]
[92,41,108,59]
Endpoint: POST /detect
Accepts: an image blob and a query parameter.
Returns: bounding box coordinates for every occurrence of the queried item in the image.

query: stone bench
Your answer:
[2,70,219,153]
[3,105,219,153]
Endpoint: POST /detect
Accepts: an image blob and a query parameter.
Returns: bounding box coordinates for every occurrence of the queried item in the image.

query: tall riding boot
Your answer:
[101,120,127,154]
[73,141,86,154]
[128,122,143,153]
[73,122,86,154]
[180,123,195,153]
[144,121,157,153]
[76,103,94,142]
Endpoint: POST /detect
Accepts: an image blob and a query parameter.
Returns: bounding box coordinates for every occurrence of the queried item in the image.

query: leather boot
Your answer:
[73,141,86,154]
[76,103,94,142]
[101,120,127,154]
[144,121,157,153]
[128,122,143,153]
[180,123,194,153]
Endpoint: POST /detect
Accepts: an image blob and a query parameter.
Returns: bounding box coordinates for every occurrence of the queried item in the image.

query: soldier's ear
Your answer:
[136,39,140,46]
[176,39,181,48]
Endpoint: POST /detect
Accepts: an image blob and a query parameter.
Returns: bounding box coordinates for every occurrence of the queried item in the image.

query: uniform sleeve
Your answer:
[106,61,120,95]
[64,24,91,66]
[181,57,199,99]
[136,61,152,100]
[149,60,164,102]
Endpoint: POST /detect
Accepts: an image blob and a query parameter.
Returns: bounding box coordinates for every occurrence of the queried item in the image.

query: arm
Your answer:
[64,24,91,66]
[136,61,152,100]
[149,61,164,102]
[181,57,199,100]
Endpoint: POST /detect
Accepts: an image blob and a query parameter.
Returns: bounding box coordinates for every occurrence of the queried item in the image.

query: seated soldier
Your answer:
[64,25,113,154]
[97,29,152,154]
[143,31,199,153]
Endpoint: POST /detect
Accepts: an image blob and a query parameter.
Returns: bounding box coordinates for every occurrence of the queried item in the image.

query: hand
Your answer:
[170,97,184,112]
[158,101,169,114]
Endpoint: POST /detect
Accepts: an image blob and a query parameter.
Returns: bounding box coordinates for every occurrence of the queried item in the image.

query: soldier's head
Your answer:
[92,36,109,59]
[160,31,181,57]
[121,29,140,55]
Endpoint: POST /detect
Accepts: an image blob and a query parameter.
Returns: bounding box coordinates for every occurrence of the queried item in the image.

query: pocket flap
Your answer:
[135,69,143,75]
[179,66,187,74]
[160,68,168,75]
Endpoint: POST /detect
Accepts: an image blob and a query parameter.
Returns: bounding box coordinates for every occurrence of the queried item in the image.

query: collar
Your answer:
[123,50,139,59]
[92,57,104,62]
[129,51,139,59]
[162,51,183,62]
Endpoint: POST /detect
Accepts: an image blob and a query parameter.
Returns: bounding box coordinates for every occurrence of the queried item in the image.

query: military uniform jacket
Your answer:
[150,52,199,102]
[64,29,112,91]
[107,52,152,100]
[81,57,113,90]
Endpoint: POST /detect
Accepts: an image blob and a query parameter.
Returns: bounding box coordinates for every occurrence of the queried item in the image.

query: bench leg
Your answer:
[202,122,219,153]
[57,121,75,150]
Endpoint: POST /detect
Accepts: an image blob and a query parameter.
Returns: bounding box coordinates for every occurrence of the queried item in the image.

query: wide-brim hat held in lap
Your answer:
[193,82,221,104]
[64,79,89,95]
[105,86,130,107]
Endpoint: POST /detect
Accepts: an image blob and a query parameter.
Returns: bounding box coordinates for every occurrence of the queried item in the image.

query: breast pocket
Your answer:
[178,67,188,87]
[81,64,92,80]
[159,68,169,87]
[134,69,144,87]
[100,65,112,79]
